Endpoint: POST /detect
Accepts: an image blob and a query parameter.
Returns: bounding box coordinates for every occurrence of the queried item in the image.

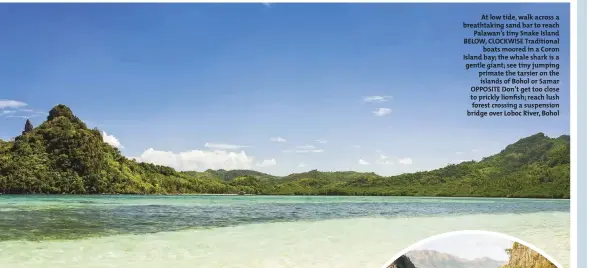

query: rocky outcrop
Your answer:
[502,242,557,268]
[22,119,33,135]
[387,255,416,268]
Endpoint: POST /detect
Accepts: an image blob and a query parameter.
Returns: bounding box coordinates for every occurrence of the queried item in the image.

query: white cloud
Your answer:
[262,2,271,6]
[19,109,45,115]
[372,108,392,116]
[284,145,324,153]
[7,114,41,119]
[270,137,287,143]
[102,131,124,148]
[316,139,328,144]
[375,152,412,165]
[0,107,46,119]
[300,149,323,153]
[398,157,413,165]
[204,143,248,150]
[295,145,324,153]
[472,149,480,152]
[298,163,306,168]
[134,148,254,171]
[0,100,27,109]
[376,153,394,165]
[352,145,361,148]
[456,151,464,155]
[363,96,392,103]
[256,158,277,167]
[359,159,370,165]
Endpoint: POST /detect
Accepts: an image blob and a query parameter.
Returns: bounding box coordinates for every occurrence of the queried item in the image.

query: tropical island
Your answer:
[388,242,559,268]
[0,105,570,198]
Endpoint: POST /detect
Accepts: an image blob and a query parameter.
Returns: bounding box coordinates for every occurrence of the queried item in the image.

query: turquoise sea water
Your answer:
[0,195,570,268]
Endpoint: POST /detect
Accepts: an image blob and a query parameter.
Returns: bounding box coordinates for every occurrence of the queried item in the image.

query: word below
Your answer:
[473,93,559,102]
[472,85,560,93]
[467,109,560,117]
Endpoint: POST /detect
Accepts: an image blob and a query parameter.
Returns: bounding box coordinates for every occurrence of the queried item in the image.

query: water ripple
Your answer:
[0,195,569,241]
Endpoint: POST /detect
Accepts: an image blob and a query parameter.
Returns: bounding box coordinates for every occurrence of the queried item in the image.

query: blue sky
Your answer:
[0,3,570,176]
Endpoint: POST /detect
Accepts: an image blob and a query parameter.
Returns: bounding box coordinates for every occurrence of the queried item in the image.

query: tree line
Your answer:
[0,105,570,198]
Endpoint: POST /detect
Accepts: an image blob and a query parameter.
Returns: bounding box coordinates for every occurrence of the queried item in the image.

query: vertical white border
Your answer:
[586,0,591,265]
[588,0,591,264]
[0,1,580,267]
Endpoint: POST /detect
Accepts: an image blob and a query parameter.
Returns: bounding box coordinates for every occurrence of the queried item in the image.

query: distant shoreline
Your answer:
[0,193,570,200]
[1,113,570,200]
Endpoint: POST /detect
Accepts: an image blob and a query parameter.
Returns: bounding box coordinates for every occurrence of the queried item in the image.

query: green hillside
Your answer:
[0,105,570,198]
[200,169,279,181]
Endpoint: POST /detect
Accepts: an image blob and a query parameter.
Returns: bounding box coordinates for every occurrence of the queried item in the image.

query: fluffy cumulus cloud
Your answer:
[134,148,255,171]
[359,159,370,165]
[204,143,248,150]
[398,157,413,165]
[102,131,124,148]
[256,158,277,167]
[372,108,392,116]
[363,96,392,103]
[0,100,27,109]
[270,137,287,143]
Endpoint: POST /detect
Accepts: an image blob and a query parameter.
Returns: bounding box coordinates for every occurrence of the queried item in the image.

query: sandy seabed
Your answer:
[0,211,569,268]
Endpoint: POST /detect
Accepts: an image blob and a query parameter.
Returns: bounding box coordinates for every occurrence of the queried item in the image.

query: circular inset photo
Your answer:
[383,230,563,268]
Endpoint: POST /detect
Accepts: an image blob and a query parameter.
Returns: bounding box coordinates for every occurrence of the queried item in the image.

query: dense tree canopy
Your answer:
[0,105,570,198]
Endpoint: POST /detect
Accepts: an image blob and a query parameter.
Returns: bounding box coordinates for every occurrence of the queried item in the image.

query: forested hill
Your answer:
[0,105,570,198]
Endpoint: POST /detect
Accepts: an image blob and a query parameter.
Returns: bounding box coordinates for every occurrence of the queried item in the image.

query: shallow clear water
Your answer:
[0,195,570,268]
